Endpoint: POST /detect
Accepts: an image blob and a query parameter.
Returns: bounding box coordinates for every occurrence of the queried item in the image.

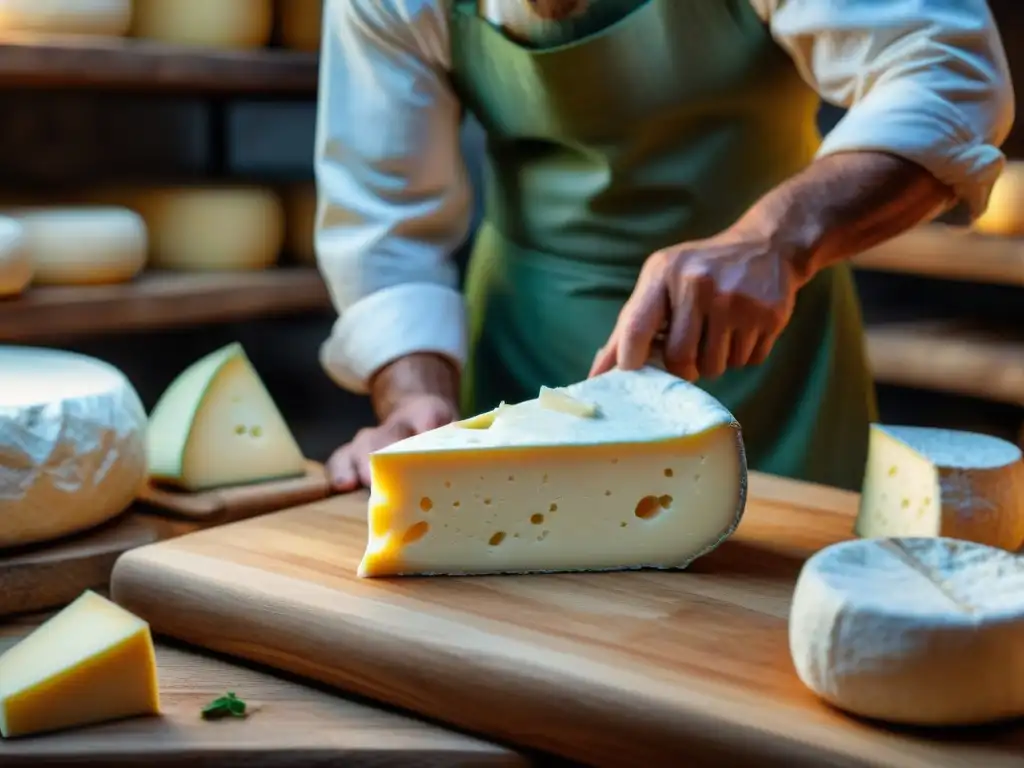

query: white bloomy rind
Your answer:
[361,366,747,577]
[790,536,1024,726]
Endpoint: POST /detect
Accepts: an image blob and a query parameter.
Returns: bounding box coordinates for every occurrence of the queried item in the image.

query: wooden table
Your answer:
[0,612,531,767]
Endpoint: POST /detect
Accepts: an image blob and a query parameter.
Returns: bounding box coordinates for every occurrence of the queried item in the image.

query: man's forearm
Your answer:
[369,353,461,422]
[735,151,957,283]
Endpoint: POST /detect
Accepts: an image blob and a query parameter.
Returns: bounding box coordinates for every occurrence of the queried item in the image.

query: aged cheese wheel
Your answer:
[0,215,30,297]
[280,0,322,52]
[130,186,284,271]
[974,162,1024,236]
[11,207,147,286]
[0,0,132,36]
[282,183,316,264]
[790,537,1024,725]
[0,347,149,549]
[131,0,272,50]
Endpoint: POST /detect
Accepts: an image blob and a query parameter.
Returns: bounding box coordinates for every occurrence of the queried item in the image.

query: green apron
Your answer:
[450,0,877,491]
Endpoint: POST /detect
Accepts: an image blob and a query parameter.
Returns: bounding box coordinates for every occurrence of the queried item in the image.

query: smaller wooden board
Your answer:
[138,462,330,522]
[0,514,196,618]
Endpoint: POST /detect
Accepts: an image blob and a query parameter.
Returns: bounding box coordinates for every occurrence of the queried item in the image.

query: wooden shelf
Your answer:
[853,225,1024,287]
[0,268,332,343]
[0,35,318,94]
[866,320,1024,406]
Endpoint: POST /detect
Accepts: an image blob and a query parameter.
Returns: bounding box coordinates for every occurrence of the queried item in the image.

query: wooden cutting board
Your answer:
[137,461,330,521]
[0,614,525,767]
[110,473,1024,767]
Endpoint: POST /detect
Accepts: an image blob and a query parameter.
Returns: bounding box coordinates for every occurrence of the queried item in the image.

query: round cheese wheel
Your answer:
[0,215,30,297]
[130,186,284,272]
[974,162,1024,237]
[280,0,321,52]
[13,207,147,286]
[0,347,148,549]
[0,0,132,36]
[790,536,1024,726]
[282,183,316,264]
[131,0,272,50]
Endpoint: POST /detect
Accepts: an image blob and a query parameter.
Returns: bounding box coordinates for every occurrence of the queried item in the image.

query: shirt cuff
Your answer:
[319,282,468,395]
[816,79,1007,220]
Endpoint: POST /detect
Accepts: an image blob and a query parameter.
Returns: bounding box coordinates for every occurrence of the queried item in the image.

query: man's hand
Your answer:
[327,353,460,492]
[589,231,804,381]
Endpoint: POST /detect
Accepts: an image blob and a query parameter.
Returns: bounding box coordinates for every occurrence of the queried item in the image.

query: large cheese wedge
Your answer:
[0,0,132,37]
[360,366,747,577]
[0,215,30,297]
[280,0,322,52]
[856,424,1024,552]
[147,342,306,491]
[790,537,1024,725]
[974,162,1024,236]
[0,590,160,738]
[131,0,272,50]
[282,183,317,264]
[8,206,147,286]
[128,186,284,271]
[0,347,148,549]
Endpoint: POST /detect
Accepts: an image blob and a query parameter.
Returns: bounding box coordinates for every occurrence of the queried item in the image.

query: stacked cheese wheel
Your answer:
[974,162,1024,237]
[279,0,322,52]
[282,183,317,264]
[131,0,272,50]
[0,215,31,297]
[0,0,132,36]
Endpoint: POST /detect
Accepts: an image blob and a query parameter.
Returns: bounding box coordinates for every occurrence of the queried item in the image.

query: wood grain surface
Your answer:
[110,473,1024,767]
[0,513,196,618]
[0,613,527,767]
[138,462,331,522]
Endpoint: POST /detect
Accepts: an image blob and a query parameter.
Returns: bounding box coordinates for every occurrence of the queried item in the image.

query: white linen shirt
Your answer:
[314,0,1015,394]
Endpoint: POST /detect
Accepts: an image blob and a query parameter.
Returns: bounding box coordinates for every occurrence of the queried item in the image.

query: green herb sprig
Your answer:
[201,691,248,720]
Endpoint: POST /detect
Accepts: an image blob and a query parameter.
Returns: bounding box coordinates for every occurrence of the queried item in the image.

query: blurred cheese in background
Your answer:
[973,162,1024,237]
[282,182,316,265]
[0,215,30,297]
[131,0,272,50]
[0,0,132,37]
[279,0,321,52]
[5,206,146,286]
[0,346,148,550]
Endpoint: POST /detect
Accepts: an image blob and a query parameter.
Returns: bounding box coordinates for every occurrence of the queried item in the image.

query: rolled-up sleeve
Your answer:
[750,0,1015,219]
[314,0,470,394]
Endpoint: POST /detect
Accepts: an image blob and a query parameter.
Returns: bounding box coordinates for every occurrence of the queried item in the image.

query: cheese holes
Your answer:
[635,494,674,520]
[403,521,430,543]
[664,468,674,477]
[489,531,506,546]
[419,496,433,512]
[530,513,544,524]
[549,503,558,512]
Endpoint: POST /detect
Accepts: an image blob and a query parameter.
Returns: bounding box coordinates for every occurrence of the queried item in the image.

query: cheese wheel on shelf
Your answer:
[131,0,272,50]
[0,347,149,550]
[282,183,316,264]
[279,0,321,52]
[0,0,132,37]
[974,162,1024,237]
[129,186,284,272]
[0,215,30,297]
[790,537,1024,726]
[9,206,147,286]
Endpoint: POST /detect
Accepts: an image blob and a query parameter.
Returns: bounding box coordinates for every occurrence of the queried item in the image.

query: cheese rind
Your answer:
[0,347,148,549]
[0,0,132,36]
[0,215,30,297]
[280,0,322,52]
[131,0,272,49]
[856,424,1024,552]
[361,367,747,577]
[0,590,160,738]
[790,537,1024,725]
[282,183,317,264]
[147,342,306,491]
[974,162,1024,236]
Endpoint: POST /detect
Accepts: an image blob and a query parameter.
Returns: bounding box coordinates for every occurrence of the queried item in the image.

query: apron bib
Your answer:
[450,0,877,490]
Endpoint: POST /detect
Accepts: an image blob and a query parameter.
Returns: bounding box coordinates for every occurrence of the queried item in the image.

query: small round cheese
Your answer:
[131,0,272,50]
[0,347,149,549]
[282,183,316,264]
[13,207,147,286]
[790,537,1024,726]
[280,0,322,52]
[0,215,30,297]
[131,186,284,271]
[974,163,1024,237]
[0,0,132,36]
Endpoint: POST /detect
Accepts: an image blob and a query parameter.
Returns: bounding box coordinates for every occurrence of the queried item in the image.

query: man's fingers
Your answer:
[588,339,618,378]
[616,283,668,371]
[326,444,361,493]
[663,282,703,380]
[749,332,778,366]
[728,327,760,369]
[699,307,732,380]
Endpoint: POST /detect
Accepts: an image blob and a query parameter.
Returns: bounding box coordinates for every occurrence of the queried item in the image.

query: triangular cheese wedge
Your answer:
[147,342,306,491]
[360,366,747,577]
[856,424,1024,551]
[0,591,160,738]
